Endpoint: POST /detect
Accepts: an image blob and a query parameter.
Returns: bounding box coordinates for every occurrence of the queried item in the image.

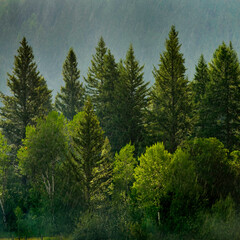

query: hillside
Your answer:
[0,0,239,94]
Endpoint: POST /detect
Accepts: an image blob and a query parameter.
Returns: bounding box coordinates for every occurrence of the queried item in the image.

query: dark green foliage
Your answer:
[151,26,192,152]
[18,112,68,193]
[192,54,210,105]
[198,43,240,151]
[0,132,12,231]
[85,38,120,151]
[192,55,210,136]
[98,50,119,142]
[0,37,52,146]
[55,48,85,120]
[68,98,112,210]
[112,45,149,154]
[0,24,240,240]
[184,138,234,206]
[85,37,107,104]
[17,111,68,233]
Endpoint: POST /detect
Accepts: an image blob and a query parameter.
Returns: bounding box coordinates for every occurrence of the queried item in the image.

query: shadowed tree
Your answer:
[192,54,210,136]
[0,37,52,146]
[112,45,149,154]
[198,42,240,150]
[55,48,85,120]
[68,98,112,210]
[150,26,191,152]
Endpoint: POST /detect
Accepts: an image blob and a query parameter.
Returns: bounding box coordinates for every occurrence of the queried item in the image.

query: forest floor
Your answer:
[0,237,70,240]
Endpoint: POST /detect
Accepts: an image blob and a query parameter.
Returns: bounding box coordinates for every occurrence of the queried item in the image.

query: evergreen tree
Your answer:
[192,55,210,136]
[151,26,191,152]
[192,54,210,105]
[68,98,112,210]
[85,36,107,107]
[113,45,149,154]
[85,39,120,147]
[99,50,119,141]
[55,48,85,120]
[199,42,240,150]
[0,37,52,146]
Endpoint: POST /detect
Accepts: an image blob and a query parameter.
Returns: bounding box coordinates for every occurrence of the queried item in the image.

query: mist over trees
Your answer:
[0,22,239,239]
[1,0,240,95]
[0,1,240,239]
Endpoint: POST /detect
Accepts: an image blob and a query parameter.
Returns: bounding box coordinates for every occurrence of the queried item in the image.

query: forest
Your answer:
[0,25,240,240]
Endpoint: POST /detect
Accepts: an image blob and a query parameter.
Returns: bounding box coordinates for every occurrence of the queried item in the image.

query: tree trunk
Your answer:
[157,211,161,225]
[0,198,7,227]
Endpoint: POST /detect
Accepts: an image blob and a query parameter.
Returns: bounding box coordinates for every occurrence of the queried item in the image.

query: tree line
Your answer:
[0,26,239,239]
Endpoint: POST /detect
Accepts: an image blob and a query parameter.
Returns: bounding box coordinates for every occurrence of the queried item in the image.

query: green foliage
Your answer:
[0,21,240,240]
[85,37,107,103]
[198,42,240,150]
[0,133,27,235]
[165,148,201,230]
[18,112,67,189]
[151,26,192,152]
[113,143,137,199]
[68,98,112,210]
[113,45,149,154]
[133,142,171,217]
[192,55,210,136]
[55,48,85,120]
[0,132,12,230]
[0,37,52,146]
[85,39,121,153]
[185,138,233,206]
[72,212,109,240]
[17,111,68,234]
[192,54,210,105]
[98,50,119,149]
[198,196,240,240]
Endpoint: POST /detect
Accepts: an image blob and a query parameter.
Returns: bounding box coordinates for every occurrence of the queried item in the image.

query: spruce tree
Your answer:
[68,98,112,209]
[99,50,119,141]
[85,38,121,151]
[55,48,85,120]
[85,36,107,107]
[192,54,210,105]
[192,55,210,136]
[113,45,149,154]
[151,26,191,152]
[199,42,240,150]
[0,37,52,146]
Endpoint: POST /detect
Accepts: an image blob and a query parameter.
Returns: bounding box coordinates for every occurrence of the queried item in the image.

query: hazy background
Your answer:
[0,0,239,95]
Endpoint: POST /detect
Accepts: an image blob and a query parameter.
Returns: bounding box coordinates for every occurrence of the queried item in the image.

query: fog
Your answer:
[0,0,239,96]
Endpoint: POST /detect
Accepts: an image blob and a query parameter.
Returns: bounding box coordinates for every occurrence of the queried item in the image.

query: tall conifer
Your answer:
[199,42,240,150]
[151,26,191,152]
[192,54,210,105]
[192,55,210,136]
[99,50,119,139]
[85,37,107,107]
[69,99,112,209]
[113,45,149,154]
[0,37,52,146]
[55,48,85,120]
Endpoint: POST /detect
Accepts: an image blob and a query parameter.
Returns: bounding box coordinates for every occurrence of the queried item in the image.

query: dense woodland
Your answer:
[0,25,240,240]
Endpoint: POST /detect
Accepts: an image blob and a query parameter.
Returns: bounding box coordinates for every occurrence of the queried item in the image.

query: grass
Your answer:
[0,237,70,240]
